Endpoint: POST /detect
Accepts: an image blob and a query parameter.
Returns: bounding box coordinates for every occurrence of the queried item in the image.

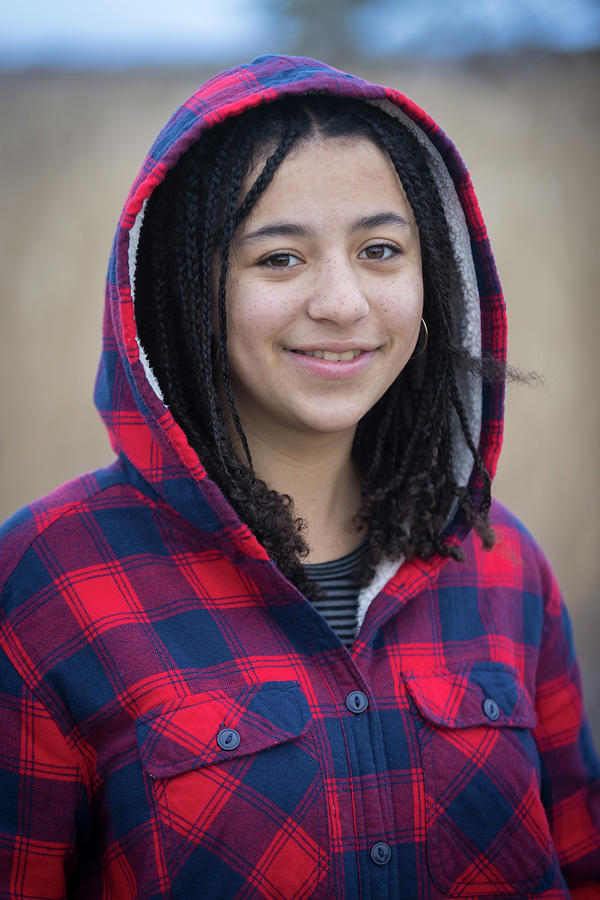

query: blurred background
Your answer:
[1,0,598,741]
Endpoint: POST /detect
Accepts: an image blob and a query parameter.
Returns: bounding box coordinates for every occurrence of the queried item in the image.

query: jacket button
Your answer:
[346,690,369,713]
[217,728,240,750]
[370,841,392,865]
[483,697,501,721]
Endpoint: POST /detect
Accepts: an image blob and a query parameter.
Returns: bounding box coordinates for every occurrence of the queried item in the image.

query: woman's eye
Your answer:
[359,244,399,261]
[261,252,302,268]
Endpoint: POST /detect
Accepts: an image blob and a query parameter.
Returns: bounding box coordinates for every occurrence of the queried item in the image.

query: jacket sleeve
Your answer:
[533,565,600,896]
[0,643,88,900]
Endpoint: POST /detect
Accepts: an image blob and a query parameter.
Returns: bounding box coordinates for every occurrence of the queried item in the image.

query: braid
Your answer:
[198,126,243,466]
[216,151,256,469]
[135,95,504,594]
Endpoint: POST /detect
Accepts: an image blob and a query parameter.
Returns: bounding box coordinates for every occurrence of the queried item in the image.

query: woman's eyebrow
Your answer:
[240,223,312,243]
[351,212,411,232]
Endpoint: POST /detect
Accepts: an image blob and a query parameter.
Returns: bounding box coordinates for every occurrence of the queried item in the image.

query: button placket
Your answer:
[345,689,393,877]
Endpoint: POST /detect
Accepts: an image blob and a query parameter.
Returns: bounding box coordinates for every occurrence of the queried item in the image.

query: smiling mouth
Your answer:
[292,349,364,361]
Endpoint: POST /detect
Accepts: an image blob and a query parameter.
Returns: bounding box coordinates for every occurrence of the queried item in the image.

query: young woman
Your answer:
[0,54,598,899]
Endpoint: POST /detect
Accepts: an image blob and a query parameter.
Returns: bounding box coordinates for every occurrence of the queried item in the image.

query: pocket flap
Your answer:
[404,663,536,729]
[137,681,312,778]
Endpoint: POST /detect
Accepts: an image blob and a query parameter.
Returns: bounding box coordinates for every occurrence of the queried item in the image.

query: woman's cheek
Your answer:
[233,292,297,339]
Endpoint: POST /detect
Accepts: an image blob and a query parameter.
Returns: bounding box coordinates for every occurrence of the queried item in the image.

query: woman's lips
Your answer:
[285,346,377,378]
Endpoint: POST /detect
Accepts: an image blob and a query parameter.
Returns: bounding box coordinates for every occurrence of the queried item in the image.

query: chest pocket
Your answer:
[404,663,556,896]
[137,681,329,900]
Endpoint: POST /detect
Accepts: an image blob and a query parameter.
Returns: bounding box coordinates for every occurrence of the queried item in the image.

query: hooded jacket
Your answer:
[0,55,598,899]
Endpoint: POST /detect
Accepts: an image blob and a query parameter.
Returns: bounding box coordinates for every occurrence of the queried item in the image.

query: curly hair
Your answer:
[134,94,497,594]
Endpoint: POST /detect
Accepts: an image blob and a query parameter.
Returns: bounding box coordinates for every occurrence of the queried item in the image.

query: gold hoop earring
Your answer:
[411,318,428,360]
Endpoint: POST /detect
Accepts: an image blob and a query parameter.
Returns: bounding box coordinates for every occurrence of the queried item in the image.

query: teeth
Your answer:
[301,349,362,361]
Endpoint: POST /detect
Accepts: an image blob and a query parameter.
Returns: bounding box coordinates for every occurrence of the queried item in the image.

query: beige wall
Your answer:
[1,56,598,741]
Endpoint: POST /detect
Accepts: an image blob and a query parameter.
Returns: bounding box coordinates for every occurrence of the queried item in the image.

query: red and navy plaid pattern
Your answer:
[1,55,599,898]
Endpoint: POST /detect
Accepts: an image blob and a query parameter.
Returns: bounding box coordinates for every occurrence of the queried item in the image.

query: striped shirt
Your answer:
[303,541,367,647]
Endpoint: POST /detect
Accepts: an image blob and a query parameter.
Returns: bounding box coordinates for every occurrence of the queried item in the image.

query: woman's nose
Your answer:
[306,261,369,324]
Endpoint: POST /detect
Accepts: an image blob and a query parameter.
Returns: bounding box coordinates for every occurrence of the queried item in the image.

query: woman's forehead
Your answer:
[240,134,414,229]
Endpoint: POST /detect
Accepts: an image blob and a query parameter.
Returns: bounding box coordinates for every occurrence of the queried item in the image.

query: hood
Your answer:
[94,54,506,561]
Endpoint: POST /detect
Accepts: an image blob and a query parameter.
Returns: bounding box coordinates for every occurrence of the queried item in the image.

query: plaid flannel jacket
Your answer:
[1,55,599,899]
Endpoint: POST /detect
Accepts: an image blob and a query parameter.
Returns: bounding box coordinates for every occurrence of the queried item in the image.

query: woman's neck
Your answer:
[243,426,364,564]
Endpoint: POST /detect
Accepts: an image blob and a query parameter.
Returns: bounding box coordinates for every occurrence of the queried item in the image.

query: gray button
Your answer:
[217,728,240,750]
[370,841,391,865]
[346,690,369,713]
[483,697,501,721]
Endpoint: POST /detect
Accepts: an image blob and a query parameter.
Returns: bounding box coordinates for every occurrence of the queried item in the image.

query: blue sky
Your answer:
[357,0,600,56]
[1,0,276,66]
[2,0,599,66]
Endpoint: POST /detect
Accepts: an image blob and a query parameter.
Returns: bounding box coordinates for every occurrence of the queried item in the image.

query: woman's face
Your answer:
[224,135,424,448]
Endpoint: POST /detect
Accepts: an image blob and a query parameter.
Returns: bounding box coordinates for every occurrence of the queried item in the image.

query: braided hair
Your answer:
[135,95,496,592]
